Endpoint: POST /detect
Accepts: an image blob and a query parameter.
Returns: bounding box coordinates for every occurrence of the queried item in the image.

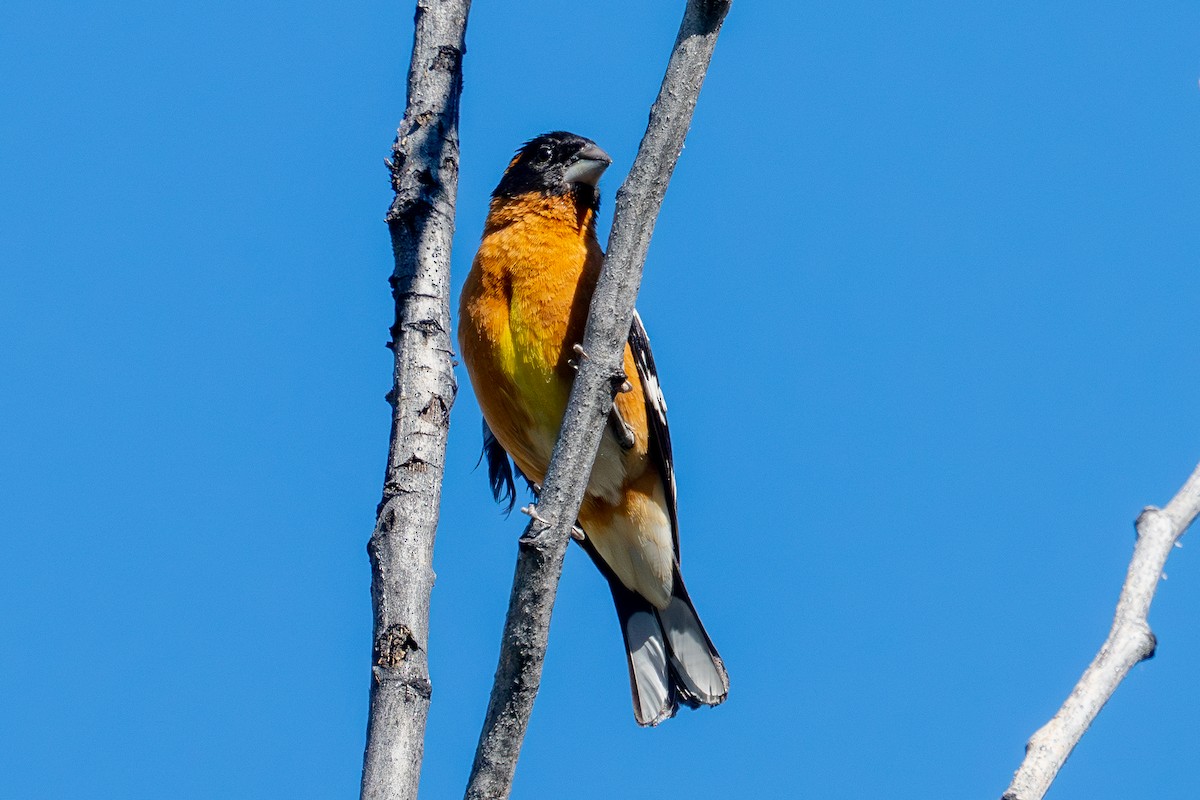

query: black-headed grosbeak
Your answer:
[458,131,728,726]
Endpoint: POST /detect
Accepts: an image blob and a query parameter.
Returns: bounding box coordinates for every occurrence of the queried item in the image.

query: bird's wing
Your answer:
[628,310,680,556]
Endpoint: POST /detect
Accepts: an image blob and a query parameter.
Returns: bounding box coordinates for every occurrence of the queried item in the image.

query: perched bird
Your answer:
[457,131,729,726]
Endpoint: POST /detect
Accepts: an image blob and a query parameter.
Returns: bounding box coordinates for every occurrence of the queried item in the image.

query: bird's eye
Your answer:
[533,144,553,164]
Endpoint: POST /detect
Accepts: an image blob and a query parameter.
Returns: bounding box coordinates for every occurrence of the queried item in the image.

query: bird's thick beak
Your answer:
[563,143,612,186]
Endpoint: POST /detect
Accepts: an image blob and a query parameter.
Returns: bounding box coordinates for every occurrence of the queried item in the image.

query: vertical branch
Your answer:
[1002,461,1200,800]
[463,2,731,799]
[361,2,471,799]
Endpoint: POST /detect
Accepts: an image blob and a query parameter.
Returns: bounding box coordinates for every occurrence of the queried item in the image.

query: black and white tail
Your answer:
[593,553,729,726]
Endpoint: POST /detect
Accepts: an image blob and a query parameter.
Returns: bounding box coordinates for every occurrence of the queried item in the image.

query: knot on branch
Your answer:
[376,482,416,516]
[384,151,405,183]
[374,458,432,513]
[1135,505,1163,534]
[372,496,402,531]
[371,664,433,701]
[386,196,435,228]
[1133,505,1187,547]
[517,506,561,551]
[385,318,448,354]
[518,526,556,553]
[431,45,462,72]
[375,624,421,668]
[419,394,450,427]
[398,454,431,474]
[1135,623,1158,662]
[407,316,446,339]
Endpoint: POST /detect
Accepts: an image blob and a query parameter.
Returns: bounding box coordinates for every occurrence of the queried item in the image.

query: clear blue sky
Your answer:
[3,1,1199,798]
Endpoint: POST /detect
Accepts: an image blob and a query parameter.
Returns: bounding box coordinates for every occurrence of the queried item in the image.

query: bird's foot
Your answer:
[567,343,590,371]
[521,504,550,524]
[609,406,636,450]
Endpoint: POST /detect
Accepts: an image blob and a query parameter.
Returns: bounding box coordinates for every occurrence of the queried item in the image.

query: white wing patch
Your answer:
[641,361,667,424]
[629,310,678,546]
[633,311,669,427]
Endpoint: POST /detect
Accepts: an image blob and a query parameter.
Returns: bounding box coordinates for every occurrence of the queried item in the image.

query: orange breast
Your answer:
[457,192,651,495]
[458,191,674,603]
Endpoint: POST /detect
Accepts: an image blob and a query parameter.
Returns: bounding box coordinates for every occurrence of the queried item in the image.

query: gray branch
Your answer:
[360,2,471,799]
[462,2,732,798]
[1002,461,1200,800]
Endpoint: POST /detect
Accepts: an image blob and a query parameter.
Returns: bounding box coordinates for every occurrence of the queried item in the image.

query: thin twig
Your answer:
[1002,461,1200,800]
[361,2,471,799]
[463,2,731,799]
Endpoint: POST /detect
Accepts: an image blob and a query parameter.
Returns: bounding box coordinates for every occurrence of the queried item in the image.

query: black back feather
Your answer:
[480,420,539,514]
[481,420,517,513]
[629,311,680,554]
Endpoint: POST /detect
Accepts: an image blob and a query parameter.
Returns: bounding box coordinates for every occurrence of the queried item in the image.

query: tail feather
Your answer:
[592,545,728,726]
[621,607,675,726]
[658,569,729,708]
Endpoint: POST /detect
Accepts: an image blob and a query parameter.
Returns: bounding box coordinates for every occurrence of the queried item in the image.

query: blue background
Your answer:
[3,1,1199,797]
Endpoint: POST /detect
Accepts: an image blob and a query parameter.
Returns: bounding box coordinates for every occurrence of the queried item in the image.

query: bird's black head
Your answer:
[493,131,612,203]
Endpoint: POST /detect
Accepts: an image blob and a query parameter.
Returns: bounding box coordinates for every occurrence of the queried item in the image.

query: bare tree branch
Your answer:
[463,2,732,798]
[361,2,471,799]
[1002,461,1200,800]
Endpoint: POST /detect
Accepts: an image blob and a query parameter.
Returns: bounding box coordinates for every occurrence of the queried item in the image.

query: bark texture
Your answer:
[361,2,471,799]
[1002,461,1200,800]
[462,3,732,799]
